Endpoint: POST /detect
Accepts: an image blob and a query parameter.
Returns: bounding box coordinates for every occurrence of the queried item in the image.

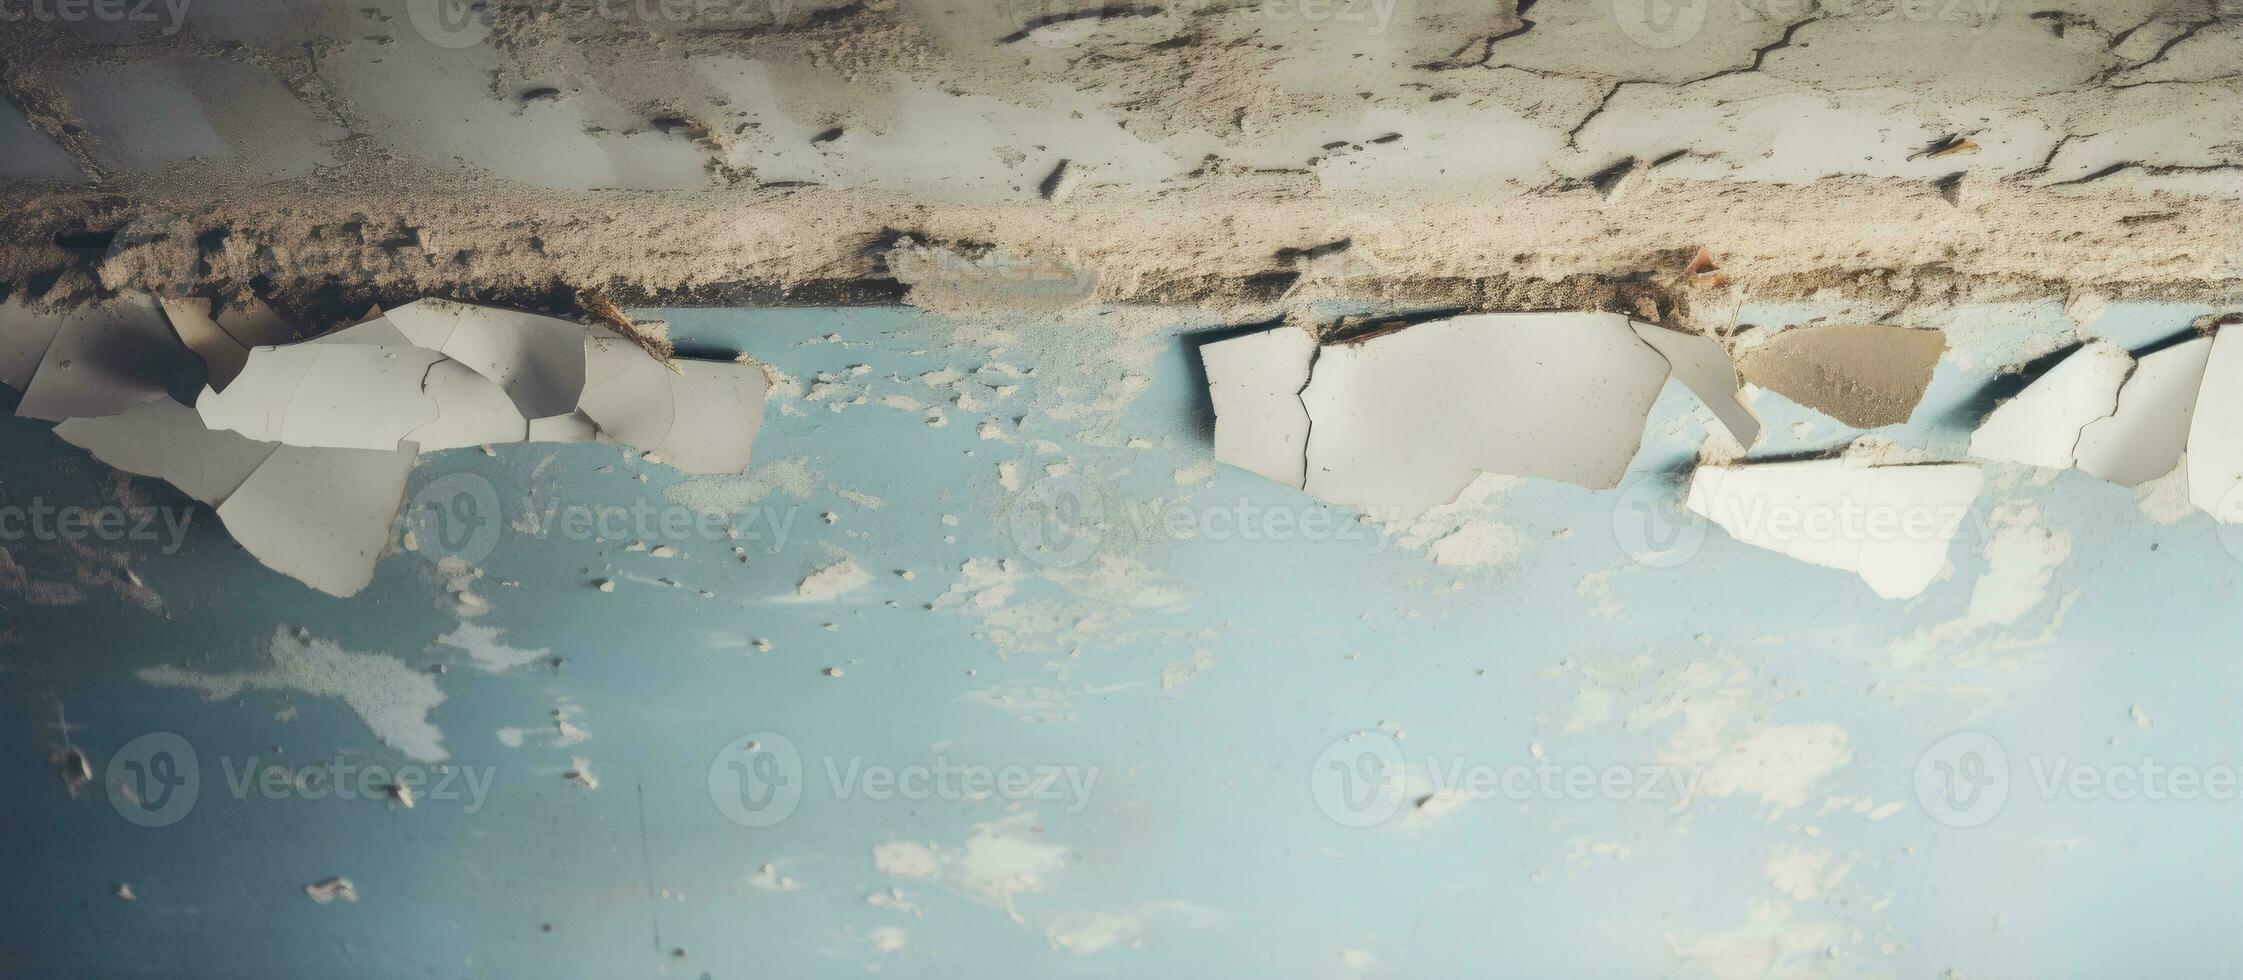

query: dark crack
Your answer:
[1564,14,1824,148]
[2050,161,2243,187]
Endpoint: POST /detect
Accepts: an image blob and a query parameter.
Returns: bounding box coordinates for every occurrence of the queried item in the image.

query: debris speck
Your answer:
[305,877,359,904]
[55,747,91,796]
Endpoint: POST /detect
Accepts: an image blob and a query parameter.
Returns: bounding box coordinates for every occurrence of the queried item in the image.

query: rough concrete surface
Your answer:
[0,0,2236,327]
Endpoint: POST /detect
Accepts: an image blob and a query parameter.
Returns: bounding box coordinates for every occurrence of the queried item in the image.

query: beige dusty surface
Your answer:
[1738,324,1950,427]
[0,0,2236,327]
[4,175,2238,329]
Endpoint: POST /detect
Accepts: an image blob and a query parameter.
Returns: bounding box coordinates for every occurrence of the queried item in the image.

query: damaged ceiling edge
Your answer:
[4,177,2238,323]
[3,296,769,597]
[1196,309,1983,599]
[1198,308,2243,598]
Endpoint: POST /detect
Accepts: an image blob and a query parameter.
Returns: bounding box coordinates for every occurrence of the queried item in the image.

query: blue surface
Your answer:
[2,303,2238,977]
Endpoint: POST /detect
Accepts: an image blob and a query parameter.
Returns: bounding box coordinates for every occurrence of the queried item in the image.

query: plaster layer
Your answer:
[0,0,2235,322]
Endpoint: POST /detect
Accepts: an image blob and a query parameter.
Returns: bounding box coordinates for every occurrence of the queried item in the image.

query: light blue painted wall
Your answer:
[2,303,2237,977]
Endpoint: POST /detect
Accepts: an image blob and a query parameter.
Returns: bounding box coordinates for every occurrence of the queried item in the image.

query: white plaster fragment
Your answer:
[52,397,277,506]
[1199,325,1316,488]
[1687,459,1984,599]
[2076,336,2212,486]
[1631,321,1762,448]
[216,443,418,598]
[1302,313,1672,510]
[1969,340,2130,469]
[2187,325,2243,522]
[304,877,358,904]
[787,557,872,602]
[1209,313,1756,511]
